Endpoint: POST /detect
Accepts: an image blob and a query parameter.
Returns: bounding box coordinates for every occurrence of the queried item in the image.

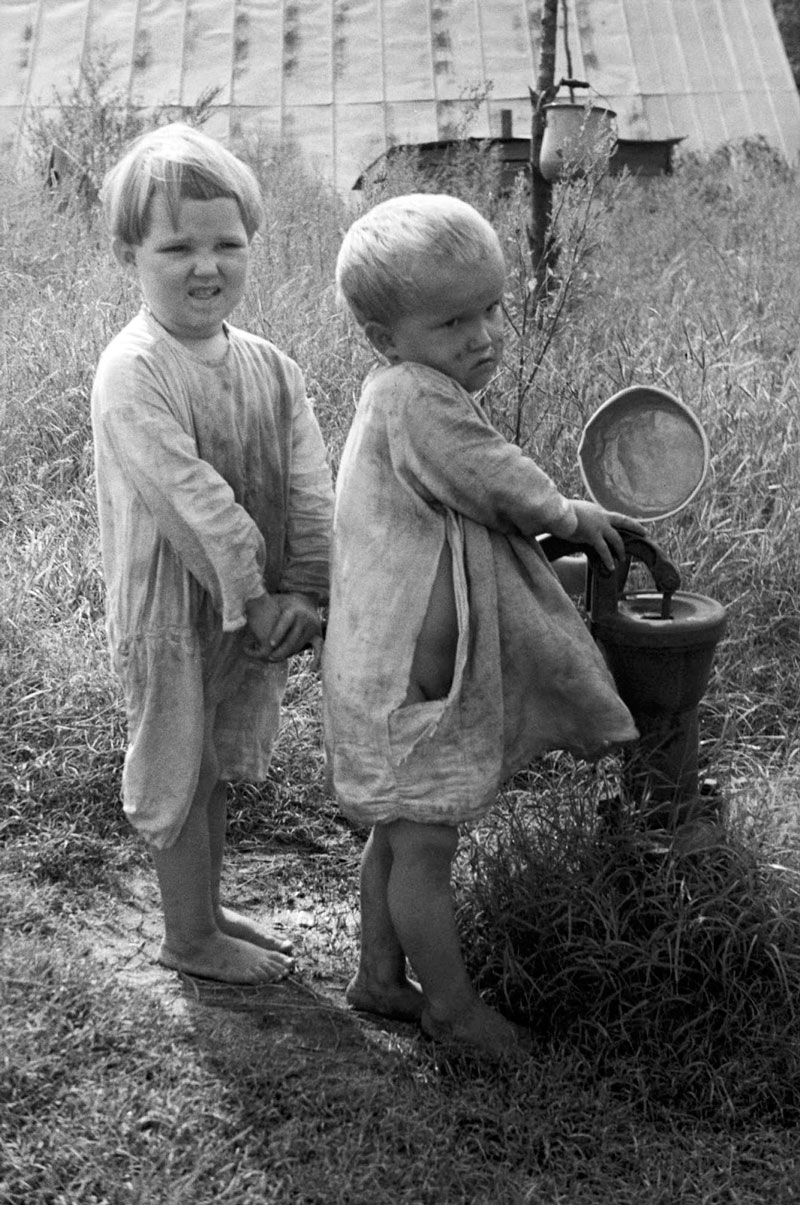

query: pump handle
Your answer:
[538,527,682,602]
[614,530,681,595]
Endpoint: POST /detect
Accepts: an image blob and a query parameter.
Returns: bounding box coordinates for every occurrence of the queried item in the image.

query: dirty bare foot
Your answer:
[217,906,293,954]
[345,971,425,1022]
[421,999,531,1059]
[158,930,293,985]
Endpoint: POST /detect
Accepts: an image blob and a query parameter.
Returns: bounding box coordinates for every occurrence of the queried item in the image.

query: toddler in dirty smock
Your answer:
[91,124,333,986]
[323,193,642,1057]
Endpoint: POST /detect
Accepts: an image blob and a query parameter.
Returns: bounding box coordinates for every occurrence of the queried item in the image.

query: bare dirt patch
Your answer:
[79,847,421,1059]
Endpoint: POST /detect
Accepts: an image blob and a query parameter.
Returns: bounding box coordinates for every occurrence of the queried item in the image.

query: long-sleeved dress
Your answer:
[322,362,637,827]
[92,309,333,848]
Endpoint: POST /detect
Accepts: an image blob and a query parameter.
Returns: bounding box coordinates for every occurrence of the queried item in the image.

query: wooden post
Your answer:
[528,0,560,305]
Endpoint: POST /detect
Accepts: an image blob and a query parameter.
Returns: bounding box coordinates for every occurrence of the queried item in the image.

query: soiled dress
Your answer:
[322,362,637,827]
[92,309,333,848]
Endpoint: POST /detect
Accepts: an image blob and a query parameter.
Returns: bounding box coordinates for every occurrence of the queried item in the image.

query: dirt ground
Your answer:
[79,846,421,1058]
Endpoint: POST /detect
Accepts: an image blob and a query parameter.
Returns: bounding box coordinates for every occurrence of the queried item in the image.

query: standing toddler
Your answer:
[92,123,333,984]
[324,193,642,1055]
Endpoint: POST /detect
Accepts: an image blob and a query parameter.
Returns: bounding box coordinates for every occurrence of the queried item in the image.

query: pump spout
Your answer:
[615,531,681,595]
[583,530,682,629]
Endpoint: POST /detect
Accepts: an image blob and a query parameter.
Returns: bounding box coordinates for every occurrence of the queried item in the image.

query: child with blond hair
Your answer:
[324,193,642,1055]
[92,123,333,984]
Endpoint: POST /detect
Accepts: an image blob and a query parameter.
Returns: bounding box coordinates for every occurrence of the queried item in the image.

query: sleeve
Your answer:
[277,383,335,601]
[389,367,579,539]
[94,350,267,631]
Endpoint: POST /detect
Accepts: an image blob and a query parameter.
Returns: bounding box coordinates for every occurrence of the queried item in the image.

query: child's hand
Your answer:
[244,591,283,656]
[244,592,322,663]
[566,501,647,572]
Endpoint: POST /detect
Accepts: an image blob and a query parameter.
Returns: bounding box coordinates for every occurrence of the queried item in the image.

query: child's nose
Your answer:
[469,318,495,347]
[192,250,218,275]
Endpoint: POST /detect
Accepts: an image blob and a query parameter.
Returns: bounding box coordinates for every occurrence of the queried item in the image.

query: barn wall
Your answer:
[1,0,799,191]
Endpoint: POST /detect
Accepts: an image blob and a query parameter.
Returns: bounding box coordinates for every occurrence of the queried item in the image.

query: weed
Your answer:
[22,47,220,205]
[459,774,800,1124]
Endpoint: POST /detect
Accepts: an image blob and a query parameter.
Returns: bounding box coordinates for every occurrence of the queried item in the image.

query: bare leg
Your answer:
[385,819,527,1057]
[153,726,293,984]
[345,824,424,1021]
[206,782,293,955]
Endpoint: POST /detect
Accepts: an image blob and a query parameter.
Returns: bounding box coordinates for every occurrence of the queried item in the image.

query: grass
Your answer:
[4,133,800,1200]
[460,772,800,1124]
[5,875,800,1205]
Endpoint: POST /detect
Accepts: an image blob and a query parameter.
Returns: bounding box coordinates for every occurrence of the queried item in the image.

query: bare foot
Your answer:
[217,906,293,954]
[158,930,293,985]
[421,1000,531,1059]
[345,972,425,1022]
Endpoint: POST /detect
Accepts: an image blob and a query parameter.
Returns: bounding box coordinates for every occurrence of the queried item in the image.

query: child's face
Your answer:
[113,194,250,348]
[372,248,505,393]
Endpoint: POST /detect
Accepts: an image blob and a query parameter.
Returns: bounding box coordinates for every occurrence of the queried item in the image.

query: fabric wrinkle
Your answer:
[323,361,637,828]
[92,307,333,847]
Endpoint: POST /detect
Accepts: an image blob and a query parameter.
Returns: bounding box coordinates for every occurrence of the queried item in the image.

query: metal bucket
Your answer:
[539,101,617,182]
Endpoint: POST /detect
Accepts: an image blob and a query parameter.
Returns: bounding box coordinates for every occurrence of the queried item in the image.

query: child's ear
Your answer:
[363,320,398,361]
[112,237,138,270]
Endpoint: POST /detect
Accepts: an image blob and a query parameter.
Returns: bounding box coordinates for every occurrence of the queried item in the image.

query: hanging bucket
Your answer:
[539,101,617,182]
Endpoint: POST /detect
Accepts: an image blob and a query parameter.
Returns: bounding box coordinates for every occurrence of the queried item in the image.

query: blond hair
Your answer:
[336,193,503,326]
[101,122,263,244]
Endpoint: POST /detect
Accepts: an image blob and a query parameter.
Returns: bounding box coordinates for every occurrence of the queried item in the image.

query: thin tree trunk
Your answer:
[529,0,560,305]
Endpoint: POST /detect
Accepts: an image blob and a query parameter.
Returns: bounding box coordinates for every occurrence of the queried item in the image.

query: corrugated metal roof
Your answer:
[2,0,799,191]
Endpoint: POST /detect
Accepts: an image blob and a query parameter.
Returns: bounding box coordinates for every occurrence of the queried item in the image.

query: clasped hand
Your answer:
[243,591,323,666]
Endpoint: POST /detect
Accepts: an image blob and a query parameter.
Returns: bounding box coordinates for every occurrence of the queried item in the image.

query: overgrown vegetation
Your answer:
[23,47,221,201]
[461,772,800,1124]
[4,86,800,1200]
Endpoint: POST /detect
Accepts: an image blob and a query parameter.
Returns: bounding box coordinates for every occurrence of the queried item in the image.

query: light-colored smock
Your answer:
[92,309,333,848]
[322,362,637,827]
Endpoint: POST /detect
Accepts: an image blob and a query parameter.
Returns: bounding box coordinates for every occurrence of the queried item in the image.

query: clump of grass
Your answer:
[0,828,134,895]
[23,46,221,205]
[460,770,800,1123]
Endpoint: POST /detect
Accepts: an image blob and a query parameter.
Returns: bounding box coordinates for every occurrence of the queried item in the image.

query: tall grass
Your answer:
[458,770,800,1123]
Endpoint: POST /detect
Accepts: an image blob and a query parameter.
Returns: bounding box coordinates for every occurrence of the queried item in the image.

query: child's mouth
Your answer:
[190,287,220,300]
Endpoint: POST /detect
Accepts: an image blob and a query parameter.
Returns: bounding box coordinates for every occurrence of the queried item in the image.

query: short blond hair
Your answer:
[336,193,503,326]
[101,122,264,244]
